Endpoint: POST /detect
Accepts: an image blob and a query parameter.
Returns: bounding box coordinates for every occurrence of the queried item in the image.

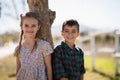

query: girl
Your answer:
[14,11,53,80]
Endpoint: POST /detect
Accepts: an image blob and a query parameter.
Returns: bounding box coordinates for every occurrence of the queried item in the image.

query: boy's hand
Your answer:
[60,77,68,80]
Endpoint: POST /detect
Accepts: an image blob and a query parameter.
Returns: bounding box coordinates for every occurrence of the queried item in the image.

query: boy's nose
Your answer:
[68,32,73,36]
[69,32,74,34]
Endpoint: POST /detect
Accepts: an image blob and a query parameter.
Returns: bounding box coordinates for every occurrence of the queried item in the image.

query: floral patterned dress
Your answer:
[16,39,53,80]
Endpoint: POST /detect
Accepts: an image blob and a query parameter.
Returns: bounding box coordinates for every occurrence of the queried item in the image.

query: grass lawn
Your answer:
[84,56,120,80]
[0,55,16,80]
[0,55,120,80]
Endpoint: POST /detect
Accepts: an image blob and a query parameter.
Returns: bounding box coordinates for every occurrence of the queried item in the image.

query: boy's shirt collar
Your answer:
[61,41,76,51]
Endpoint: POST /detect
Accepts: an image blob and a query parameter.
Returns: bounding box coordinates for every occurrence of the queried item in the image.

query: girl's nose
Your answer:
[27,26,33,30]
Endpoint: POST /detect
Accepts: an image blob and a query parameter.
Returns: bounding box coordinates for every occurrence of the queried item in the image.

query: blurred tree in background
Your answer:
[27,0,56,47]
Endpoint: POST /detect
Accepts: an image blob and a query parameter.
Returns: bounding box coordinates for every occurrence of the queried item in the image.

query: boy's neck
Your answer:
[64,41,75,49]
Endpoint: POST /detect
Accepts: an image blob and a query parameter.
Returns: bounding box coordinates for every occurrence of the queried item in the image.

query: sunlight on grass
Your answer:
[84,56,120,80]
[0,55,16,80]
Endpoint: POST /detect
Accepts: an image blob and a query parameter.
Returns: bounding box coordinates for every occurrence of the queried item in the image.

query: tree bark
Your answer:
[27,0,56,48]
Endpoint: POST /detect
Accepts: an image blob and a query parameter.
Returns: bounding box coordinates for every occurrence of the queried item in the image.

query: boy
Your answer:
[52,19,86,80]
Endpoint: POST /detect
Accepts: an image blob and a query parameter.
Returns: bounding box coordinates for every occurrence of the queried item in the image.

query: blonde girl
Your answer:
[14,11,53,80]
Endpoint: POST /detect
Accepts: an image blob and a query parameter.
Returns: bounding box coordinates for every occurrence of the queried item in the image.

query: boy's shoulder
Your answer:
[75,45,84,54]
[54,44,62,51]
[77,47,82,52]
[76,47,84,55]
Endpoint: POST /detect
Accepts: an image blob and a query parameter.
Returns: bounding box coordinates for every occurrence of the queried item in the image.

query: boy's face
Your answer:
[61,25,80,44]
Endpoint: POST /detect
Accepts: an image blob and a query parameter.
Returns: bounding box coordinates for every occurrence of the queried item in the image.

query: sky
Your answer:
[0,0,120,34]
[49,0,120,28]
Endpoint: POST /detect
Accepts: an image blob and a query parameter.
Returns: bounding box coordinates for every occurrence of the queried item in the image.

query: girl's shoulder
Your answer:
[37,39,53,56]
[37,39,50,47]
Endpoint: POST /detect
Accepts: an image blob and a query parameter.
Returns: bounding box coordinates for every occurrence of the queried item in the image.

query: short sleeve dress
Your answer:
[16,39,53,80]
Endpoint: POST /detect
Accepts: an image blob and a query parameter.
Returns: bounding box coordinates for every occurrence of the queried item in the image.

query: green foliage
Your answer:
[95,35,114,45]
[0,31,19,46]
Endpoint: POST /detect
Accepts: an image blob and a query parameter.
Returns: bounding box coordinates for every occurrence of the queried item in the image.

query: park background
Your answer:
[0,0,120,80]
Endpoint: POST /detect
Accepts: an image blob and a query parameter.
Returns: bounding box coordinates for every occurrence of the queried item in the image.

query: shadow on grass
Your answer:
[8,73,16,78]
[93,69,120,80]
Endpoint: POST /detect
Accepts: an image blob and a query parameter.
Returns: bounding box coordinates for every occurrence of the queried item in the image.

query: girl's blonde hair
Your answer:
[14,11,41,57]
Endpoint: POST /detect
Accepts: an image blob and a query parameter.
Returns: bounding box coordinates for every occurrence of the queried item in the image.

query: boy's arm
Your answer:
[80,74,84,80]
[52,46,68,79]
[44,54,52,80]
[79,48,86,79]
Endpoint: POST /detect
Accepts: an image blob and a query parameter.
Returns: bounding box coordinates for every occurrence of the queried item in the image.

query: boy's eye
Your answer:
[72,30,76,33]
[64,30,77,33]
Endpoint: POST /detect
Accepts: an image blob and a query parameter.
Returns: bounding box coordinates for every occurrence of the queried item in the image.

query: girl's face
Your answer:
[61,25,80,44]
[21,17,40,38]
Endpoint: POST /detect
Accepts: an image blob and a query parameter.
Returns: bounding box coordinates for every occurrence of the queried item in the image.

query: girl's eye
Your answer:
[64,30,69,33]
[25,24,29,27]
[32,25,36,27]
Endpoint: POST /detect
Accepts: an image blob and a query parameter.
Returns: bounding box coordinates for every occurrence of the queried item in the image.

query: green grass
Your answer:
[0,55,120,80]
[84,56,120,80]
[0,55,16,80]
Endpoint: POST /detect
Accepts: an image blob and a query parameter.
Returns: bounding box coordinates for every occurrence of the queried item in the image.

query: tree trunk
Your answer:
[27,0,56,48]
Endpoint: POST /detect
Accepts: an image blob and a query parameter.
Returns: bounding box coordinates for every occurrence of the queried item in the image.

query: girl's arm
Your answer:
[44,54,52,80]
[16,57,21,75]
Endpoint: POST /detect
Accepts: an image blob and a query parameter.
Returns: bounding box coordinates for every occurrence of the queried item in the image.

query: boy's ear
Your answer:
[78,32,80,36]
[61,31,64,36]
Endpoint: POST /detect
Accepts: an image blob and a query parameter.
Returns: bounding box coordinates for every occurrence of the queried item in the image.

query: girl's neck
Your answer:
[23,38,37,49]
[24,38,36,44]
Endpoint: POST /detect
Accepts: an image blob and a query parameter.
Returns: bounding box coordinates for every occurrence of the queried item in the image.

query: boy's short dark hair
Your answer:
[62,19,79,31]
